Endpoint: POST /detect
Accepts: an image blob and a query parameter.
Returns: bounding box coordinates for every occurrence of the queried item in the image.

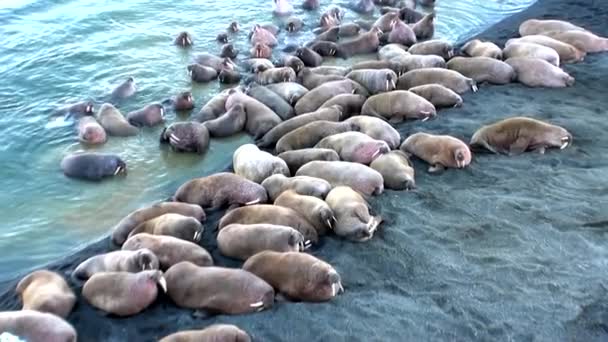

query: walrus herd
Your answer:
[4,0,608,339]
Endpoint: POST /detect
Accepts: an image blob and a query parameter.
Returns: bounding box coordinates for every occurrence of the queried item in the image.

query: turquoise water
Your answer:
[0,0,534,281]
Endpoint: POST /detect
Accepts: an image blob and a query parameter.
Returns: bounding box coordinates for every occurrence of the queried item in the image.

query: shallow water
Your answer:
[0,0,535,281]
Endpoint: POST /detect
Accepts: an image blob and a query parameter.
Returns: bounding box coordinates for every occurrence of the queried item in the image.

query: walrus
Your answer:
[398,7,425,24]
[159,324,251,342]
[218,223,307,260]
[303,0,320,9]
[542,30,608,54]
[0,310,77,342]
[503,41,561,66]
[160,122,210,154]
[295,47,323,67]
[61,152,126,181]
[250,42,272,59]
[216,32,229,44]
[325,186,382,241]
[82,270,167,316]
[251,24,278,47]
[469,116,572,155]
[111,202,205,246]
[262,174,332,200]
[419,0,435,5]
[313,27,340,42]
[16,270,76,319]
[255,66,297,85]
[219,68,242,84]
[298,67,345,89]
[319,94,366,118]
[266,82,309,105]
[123,233,213,270]
[218,204,319,243]
[505,57,574,88]
[281,55,305,73]
[127,213,204,242]
[309,65,351,76]
[233,144,290,184]
[243,251,344,301]
[378,43,410,61]
[294,79,368,115]
[408,39,454,59]
[73,249,160,280]
[315,131,390,165]
[296,161,384,196]
[446,57,516,85]
[518,19,586,36]
[400,132,472,172]
[55,100,94,119]
[96,103,138,136]
[192,89,229,123]
[460,39,503,59]
[345,115,401,149]
[188,63,218,83]
[194,54,237,72]
[397,68,478,94]
[336,26,383,58]
[319,13,340,31]
[307,41,339,57]
[278,148,340,174]
[165,261,274,314]
[351,59,408,77]
[258,105,343,147]
[408,84,463,108]
[369,150,415,190]
[275,120,359,153]
[245,83,294,120]
[273,0,294,16]
[174,172,267,209]
[221,43,239,59]
[77,116,107,145]
[411,11,435,40]
[127,103,165,127]
[244,58,275,72]
[275,190,335,235]
[201,106,245,138]
[110,76,136,101]
[507,35,586,63]
[361,90,436,123]
[172,91,195,111]
[225,89,283,139]
[286,17,303,33]
[174,31,193,47]
[352,0,374,13]
[388,19,417,46]
[338,23,361,37]
[373,12,400,33]
[346,68,398,94]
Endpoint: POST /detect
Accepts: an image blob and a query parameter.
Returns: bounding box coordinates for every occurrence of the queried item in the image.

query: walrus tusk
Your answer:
[194,231,201,241]
[114,166,122,176]
[326,219,333,229]
[472,84,478,92]
[250,301,264,308]
[371,149,381,160]
[385,80,389,92]
[421,116,430,122]
[158,277,167,293]
[170,134,181,142]
[303,240,312,249]
[182,37,186,46]
[448,50,454,58]
[390,79,396,90]
[159,107,165,118]
[339,282,344,293]
[244,198,260,205]
[560,141,569,149]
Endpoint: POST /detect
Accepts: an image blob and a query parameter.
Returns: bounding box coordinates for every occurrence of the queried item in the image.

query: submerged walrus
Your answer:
[122,233,213,270]
[361,90,436,123]
[218,223,307,260]
[127,213,204,242]
[159,324,251,342]
[16,270,76,319]
[261,174,332,201]
[160,122,210,154]
[127,103,165,127]
[61,152,126,181]
[243,251,344,302]
[0,310,77,342]
[469,116,572,155]
[296,161,384,196]
[174,31,193,47]
[110,77,137,101]
[73,249,160,280]
[400,132,472,172]
[164,261,274,314]
[96,103,139,136]
[275,190,335,235]
[326,186,382,242]
[369,150,416,190]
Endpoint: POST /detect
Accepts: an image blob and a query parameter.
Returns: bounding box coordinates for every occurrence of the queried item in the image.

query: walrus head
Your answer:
[175,31,193,47]
[221,44,238,59]
[221,57,237,70]
[286,21,297,33]
[385,71,397,92]
[216,33,228,44]
[141,270,167,293]
[312,265,344,298]
[136,249,160,271]
[113,159,127,176]
[175,92,194,110]
[453,146,472,169]
[229,21,240,32]
[371,26,384,37]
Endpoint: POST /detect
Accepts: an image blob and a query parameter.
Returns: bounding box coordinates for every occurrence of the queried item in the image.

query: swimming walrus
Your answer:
[73,249,160,280]
[345,115,401,149]
[243,251,344,301]
[400,132,472,172]
[503,41,561,66]
[346,68,398,94]
[506,35,585,63]
[219,204,319,244]
[126,103,165,127]
[298,67,345,90]
[275,120,359,153]
[160,122,210,154]
[174,31,193,47]
[127,213,204,242]
[446,57,516,85]
[266,82,309,105]
[193,54,237,72]
[518,19,586,36]
[261,174,332,201]
[172,91,195,111]
[408,39,454,59]
[294,79,368,115]
[410,11,435,40]
[122,233,213,270]
[188,63,218,83]
[245,83,294,120]
[361,90,436,123]
[82,270,167,316]
[203,103,247,137]
[408,84,463,108]
[296,161,384,196]
[221,43,239,59]
[285,16,303,33]
[541,30,608,54]
[61,152,126,181]
[295,47,323,67]
[278,148,340,174]
[250,24,278,47]
[315,131,390,165]
[336,26,383,58]
[325,186,382,241]
[0,310,77,342]
[225,89,283,139]
[351,0,374,13]
[250,42,272,59]
[96,103,139,136]
[217,32,229,44]
[16,270,76,319]
[319,94,366,118]
[274,190,335,235]
[469,116,572,155]
[77,116,107,145]
[192,89,230,123]
[110,77,137,101]
[111,202,205,246]
[159,324,251,342]
[303,0,320,10]
[55,100,94,118]
[164,261,274,314]
[505,57,575,88]
[369,150,416,190]
[460,39,503,59]
[233,144,290,184]
[397,68,478,94]
[218,223,307,260]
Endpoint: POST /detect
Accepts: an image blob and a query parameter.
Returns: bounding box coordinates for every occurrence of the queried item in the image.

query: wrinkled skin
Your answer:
[505,57,575,88]
[361,90,437,123]
[261,174,332,201]
[400,132,472,172]
[296,161,384,196]
[160,122,210,154]
[315,131,390,165]
[218,223,305,260]
[16,270,76,319]
[73,249,160,280]
[122,233,213,270]
[61,152,126,181]
[325,186,382,241]
[369,150,416,190]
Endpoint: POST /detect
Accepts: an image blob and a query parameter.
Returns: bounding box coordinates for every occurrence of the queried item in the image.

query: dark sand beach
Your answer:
[2,0,608,341]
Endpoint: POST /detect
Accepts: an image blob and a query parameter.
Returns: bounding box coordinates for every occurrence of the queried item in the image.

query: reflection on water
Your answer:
[0,0,534,281]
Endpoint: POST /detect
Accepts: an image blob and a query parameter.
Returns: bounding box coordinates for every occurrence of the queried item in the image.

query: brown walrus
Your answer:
[507,35,585,63]
[122,233,213,270]
[460,39,503,59]
[361,90,436,123]
[543,30,608,53]
[73,249,159,280]
[336,27,383,58]
[218,223,307,260]
[77,116,107,145]
[0,310,77,342]
[346,68,398,94]
[345,115,401,149]
[505,57,575,88]
[243,251,344,302]
[296,161,384,196]
[518,19,586,36]
[503,41,561,66]
[408,84,463,108]
[408,39,454,60]
[326,186,382,241]
[469,116,572,155]
[174,32,193,47]
[255,66,297,85]
[159,324,251,342]
[446,56,516,85]
[369,150,416,190]
[164,261,274,314]
[111,202,205,246]
[126,103,165,127]
[295,47,323,67]
[298,67,345,90]
[278,148,340,174]
[233,144,290,183]
[315,131,390,165]
[225,89,283,139]
[16,270,76,319]
[160,122,210,154]
[397,68,478,94]
[388,18,417,46]
[400,132,472,172]
[410,12,435,40]
[282,55,305,73]
[307,40,339,57]
[202,103,247,137]
[96,103,139,136]
[275,120,359,153]
[261,174,332,201]
[82,270,167,316]
[275,190,335,235]
[127,213,204,242]
[319,94,366,118]
[173,172,268,209]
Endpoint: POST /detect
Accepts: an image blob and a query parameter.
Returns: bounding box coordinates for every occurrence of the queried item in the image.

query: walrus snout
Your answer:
[114,161,127,176]
[404,178,416,191]
[560,134,573,149]
[565,75,575,87]
[328,271,344,296]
